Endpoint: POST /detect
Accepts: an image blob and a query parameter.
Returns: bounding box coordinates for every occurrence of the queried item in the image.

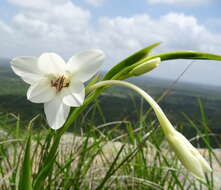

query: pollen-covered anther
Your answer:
[51,75,70,92]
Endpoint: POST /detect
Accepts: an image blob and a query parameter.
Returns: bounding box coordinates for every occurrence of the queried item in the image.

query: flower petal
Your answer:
[44,95,70,130]
[10,56,43,84]
[62,79,85,107]
[196,154,212,173]
[27,78,56,103]
[38,53,66,75]
[63,91,85,107]
[67,49,105,82]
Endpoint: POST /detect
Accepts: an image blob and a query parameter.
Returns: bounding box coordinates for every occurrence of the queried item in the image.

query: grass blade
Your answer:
[19,135,32,190]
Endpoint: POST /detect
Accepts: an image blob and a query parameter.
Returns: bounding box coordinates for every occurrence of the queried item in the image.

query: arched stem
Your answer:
[88,80,176,135]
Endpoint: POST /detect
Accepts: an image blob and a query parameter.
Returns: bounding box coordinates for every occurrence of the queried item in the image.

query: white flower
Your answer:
[11,50,105,130]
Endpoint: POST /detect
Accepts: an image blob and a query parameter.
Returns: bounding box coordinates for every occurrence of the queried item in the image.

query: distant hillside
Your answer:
[0,58,17,78]
[0,59,221,140]
[0,58,28,95]
[0,58,10,65]
[0,58,11,68]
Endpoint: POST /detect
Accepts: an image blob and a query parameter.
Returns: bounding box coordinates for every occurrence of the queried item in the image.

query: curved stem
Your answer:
[88,80,176,135]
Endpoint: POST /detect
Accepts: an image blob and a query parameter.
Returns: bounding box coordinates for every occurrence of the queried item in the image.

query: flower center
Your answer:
[51,75,70,92]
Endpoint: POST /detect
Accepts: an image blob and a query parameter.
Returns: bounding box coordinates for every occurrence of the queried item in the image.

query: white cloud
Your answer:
[0,20,13,34]
[96,13,221,84]
[0,20,16,56]
[2,1,221,85]
[86,0,107,6]
[94,13,221,62]
[2,1,221,58]
[146,0,209,6]
[7,0,67,9]
[13,2,91,34]
[3,0,92,57]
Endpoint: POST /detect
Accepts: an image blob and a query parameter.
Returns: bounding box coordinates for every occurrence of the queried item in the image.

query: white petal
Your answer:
[62,79,85,107]
[44,95,70,130]
[196,154,212,173]
[27,78,56,103]
[67,49,105,82]
[38,53,66,75]
[10,56,43,84]
[63,91,85,107]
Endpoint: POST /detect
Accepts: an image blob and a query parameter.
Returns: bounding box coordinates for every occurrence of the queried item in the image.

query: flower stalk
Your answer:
[88,80,212,180]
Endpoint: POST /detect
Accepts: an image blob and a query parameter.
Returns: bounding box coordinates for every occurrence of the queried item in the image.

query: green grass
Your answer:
[0,103,220,190]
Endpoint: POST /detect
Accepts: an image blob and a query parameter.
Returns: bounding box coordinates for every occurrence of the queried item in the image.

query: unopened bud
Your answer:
[166,130,212,180]
[129,57,161,76]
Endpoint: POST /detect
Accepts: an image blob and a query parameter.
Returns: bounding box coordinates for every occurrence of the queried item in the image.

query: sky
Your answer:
[0,0,221,85]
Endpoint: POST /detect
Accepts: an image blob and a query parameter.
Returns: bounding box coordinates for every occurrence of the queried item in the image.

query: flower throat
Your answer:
[51,76,70,92]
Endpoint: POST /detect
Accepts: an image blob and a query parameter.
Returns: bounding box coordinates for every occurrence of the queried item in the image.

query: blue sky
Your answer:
[0,0,221,85]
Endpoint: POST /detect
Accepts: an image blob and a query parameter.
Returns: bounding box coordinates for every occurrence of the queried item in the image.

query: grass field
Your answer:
[0,106,220,189]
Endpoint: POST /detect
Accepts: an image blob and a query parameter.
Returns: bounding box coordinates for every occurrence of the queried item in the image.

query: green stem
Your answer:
[88,80,176,135]
[110,51,221,80]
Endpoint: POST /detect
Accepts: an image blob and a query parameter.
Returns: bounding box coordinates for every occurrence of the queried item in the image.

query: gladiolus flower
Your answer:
[11,50,105,130]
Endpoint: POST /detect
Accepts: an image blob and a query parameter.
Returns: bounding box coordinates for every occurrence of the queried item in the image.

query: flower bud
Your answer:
[129,57,161,76]
[166,130,212,180]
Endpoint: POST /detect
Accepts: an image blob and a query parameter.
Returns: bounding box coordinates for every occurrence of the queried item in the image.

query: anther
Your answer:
[51,76,70,92]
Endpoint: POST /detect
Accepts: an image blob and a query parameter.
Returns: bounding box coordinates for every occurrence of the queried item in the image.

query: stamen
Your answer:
[51,75,70,92]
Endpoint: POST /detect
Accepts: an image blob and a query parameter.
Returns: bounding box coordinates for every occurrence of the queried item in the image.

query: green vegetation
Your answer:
[0,106,220,189]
